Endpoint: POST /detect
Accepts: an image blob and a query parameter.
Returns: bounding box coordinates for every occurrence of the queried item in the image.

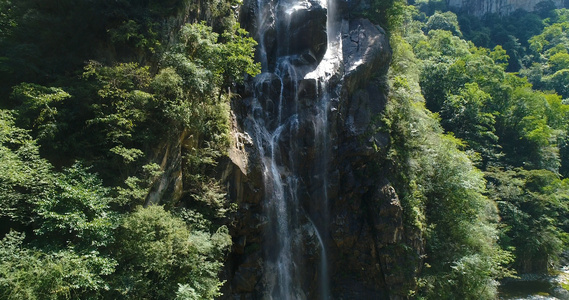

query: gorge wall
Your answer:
[446,0,566,16]
[220,0,422,298]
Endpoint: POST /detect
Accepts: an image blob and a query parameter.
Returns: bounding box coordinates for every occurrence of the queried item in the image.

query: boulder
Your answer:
[343,18,391,93]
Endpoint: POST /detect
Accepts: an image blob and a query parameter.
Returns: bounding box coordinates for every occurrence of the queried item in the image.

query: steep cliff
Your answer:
[447,0,565,16]
[220,0,421,298]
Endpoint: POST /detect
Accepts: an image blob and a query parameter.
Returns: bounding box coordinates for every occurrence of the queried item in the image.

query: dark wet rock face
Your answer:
[220,0,422,299]
[277,2,328,61]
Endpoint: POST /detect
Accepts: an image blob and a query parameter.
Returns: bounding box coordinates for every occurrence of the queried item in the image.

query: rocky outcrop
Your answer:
[220,0,421,299]
[278,2,328,62]
[145,130,187,207]
[327,19,421,299]
[447,0,565,16]
[343,19,390,94]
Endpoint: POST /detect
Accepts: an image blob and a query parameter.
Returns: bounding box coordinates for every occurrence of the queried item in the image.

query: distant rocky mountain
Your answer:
[446,0,566,16]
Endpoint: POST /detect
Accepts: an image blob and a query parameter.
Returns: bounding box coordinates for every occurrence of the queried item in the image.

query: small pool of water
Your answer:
[499,279,557,299]
[498,270,569,300]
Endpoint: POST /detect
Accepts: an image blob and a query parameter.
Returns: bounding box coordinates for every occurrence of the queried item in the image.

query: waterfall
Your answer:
[245,0,343,297]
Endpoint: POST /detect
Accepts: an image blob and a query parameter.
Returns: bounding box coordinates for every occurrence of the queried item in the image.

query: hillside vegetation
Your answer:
[384,0,569,298]
[0,0,258,298]
[1,0,569,299]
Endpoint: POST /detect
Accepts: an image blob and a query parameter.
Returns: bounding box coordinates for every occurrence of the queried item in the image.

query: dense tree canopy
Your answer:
[384,2,569,298]
[0,0,258,299]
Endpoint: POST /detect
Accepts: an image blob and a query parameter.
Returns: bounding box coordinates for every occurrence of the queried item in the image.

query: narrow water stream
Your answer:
[500,280,557,299]
[246,0,342,298]
[499,267,569,300]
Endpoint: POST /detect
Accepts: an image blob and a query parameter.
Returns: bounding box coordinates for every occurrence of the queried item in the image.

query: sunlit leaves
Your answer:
[11,83,70,140]
[33,163,115,247]
[425,11,462,37]
[0,112,118,298]
[163,22,259,99]
[386,33,507,299]
[0,232,117,300]
[548,51,569,71]
[0,110,52,224]
[440,83,499,165]
[84,62,154,145]
[112,205,230,299]
[525,18,569,98]
[529,21,569,55]
[221,24,261,85]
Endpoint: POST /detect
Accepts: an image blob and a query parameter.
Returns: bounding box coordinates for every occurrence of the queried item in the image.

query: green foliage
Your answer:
[0,0,16,39]
[162,22,259,99]
[415,28,470,59]
[115,163,163,207]
[386,33,509,299]
[83,61,154,146]
[522,16,569,99]
[0,0,105,97]
[425,11,462,37]
[11,83,70,141]
[0,0,254,297]
[0,109,53,225]
[458,9,546,72]
[0,111,115,245]
[486,168,569,272]
[80,61,159,184]
[529,21,569,55]
[0,113,108,243]
[419,250,514,300]
[33,163,116,247]
[410,18,565,170]
[110,205,231,299]
[413,0,447,16]
[109,19,161,54]
[11,83,70,116]
[439,83,500,167]
[400,3,569,287]
[0,231,117,300]
[364,0,408,32]
[548,52,569,71]
[0,109,233,299]
[0,111,117,299]
[0,0,242,99]
[221,25,262,86]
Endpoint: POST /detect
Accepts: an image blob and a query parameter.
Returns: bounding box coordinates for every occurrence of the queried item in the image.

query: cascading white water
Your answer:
[246,0,343,297]
[306,0,342,296]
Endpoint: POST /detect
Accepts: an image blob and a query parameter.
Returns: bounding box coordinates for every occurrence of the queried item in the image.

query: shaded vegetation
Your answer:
[0,0,258,299]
